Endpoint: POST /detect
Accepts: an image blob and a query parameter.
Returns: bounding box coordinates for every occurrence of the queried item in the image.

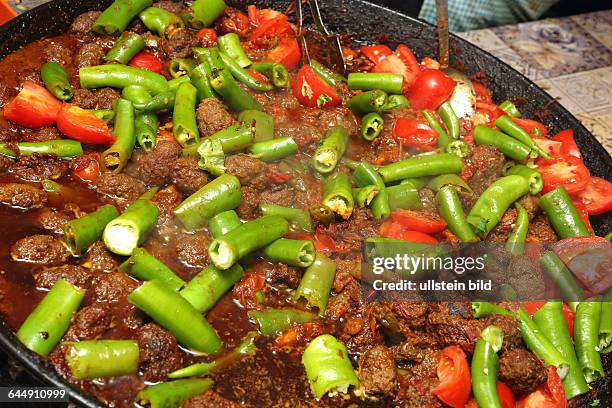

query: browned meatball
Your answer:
[358,345,398,397]
[85,241,120,273]
[182,391,240,408]
[499,348,548,395]
[75,43,105,68]
[91,271,137,303]
[0,183,46,209]
[69,11,101,34]
[137,323,183,382]
[161,29,199,59]
[10,235,69,265]
[65,303,114,341]
[171,157,209,195]
[34,207,73,233]
[35,265,93,289]
[96,172,146,208]
[175,232,211,269]
[196,97,235,137]
[71,87,120,110]
[10,154,68,182]
[125,140,182,186]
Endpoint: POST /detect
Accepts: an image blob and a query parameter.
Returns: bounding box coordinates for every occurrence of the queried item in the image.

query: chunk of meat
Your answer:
[65,303,114,341]
[153,0,185,15]
[20,127,61,143]
[85,241,119,273]
[91,271,137,303]
[161,29,199,59]
[237,185,293,220]
[426,310,483,354]
[263,262,301,289]
[10,235,69,265]
[171,156,209,195]
[388,301,429,330]
[96,172,146,208]
[137,323,183,382]
[0,183,46,209]
[0,155,13,172]
[224,154,266,186]
[69,11,101,34]
[152,184,183,226]
[527,215,558,242]
[71,88,121,110]
[487,208,517,243]
[125,140,182,186]
[481,313,522,352]
[175,232,211,269]
[358,345,398,397]
[498,348,548,395]
[34,264,93,289]
[43,42,73,66]
[75,43,105,68]
[467,144,506,196]
[196,98,235,137]
[34,207,73,233]
[17,68,43,86]
[182,391,240,408]
[317,207,379,252]
[10,154,68,182]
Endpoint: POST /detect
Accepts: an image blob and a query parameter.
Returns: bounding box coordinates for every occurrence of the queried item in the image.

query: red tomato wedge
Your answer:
[196,28,217,44]
[496,381,516,408]
[536,155,590,195]
[407,69,455,110]
[571,198,594,234]
[533,137,563,159]
[523,301,575,338]
[473,82,492,103]
[292,65,340,108]
[475,101,505,126]
[517,366,566,408]
[56,103,115,145]
[360,45,393,65]
[392,117,438,150]
[249,17,294,41]
[380,221,439,243]
[551,129,581,159]
[72,152,101,183]
[373,44,420,89]
[432,346,471,408]
[574,176,612,215]
[390,209,447,233]
[2,81,61,128]
[128,51,163,73]
[512,117,548,137]
[247,5,285,26]
[266,36,301,71]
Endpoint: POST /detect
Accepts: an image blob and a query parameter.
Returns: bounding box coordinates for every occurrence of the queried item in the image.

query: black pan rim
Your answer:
[0,0,609,406]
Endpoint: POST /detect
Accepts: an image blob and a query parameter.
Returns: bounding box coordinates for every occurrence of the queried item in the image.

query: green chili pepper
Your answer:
[238,110,274,142]
[64,204,119,254]
[259,203,313,233]
[129,280,221,353]
[249,137,297,162]
[539,187,591,238]
[263,238,315,268]
[387,184,422,211]
[101,98,136,173]
[133,90,175,111]
[0,140,82,158]
[189,62,216,100]
[218,33,251,67]
[118,248,185,291]
[64,340,139,380]
[250,61,289,88]
[505,202,529,255]
[423,110,451,148]
[575,299,604,383]
[219,52,273,92]
[187,0,226,28]
[400,177,430,189]
[506,164,543,195]
[471,301,512,318]
[174,173,241,230]
[347,72,403,94]
[302,334,360,398]
[103,190,160,256]
[353,185,380,207]
[139,6,183,38]
[437,186,479,242]
[136,378,214,408]
[89,109,115,123]
[309,59,345,86]
[495,115,552,160]
[249,308,315,336]
[539,251,584,311]
[105,32,145,64]
[378,153,463,184]
[17,279,85,356]
[168,332,257,379]
[168,75,191,91]
[322,172,354,220]
[517,307,569,379]
[210,68,263,112]
[309,205,336,226]
[438,102,459,140]
[427,173,473,195]
[605,232,612,242]
[347,90,388,116]
[382,94,409,111]
[92,0,153,36]
[360,112,384,141]
[352,161,390,219]
[40,62,73,100]
[80,65,168,95]
[466,175,530,237]
[169,58,196,78]
[312,125,348,174]
[209,215,289,270]
[474,124,531,161]
[179,264,244,312]
[600,290,612,354]
[471,327,503,408]
[293,253,336,315]
[172,82,200,147]
[445,139,470,158]
[122,85,158,152]
[533,302,589,399]
[498,100,521,118]
[208,210,241,238]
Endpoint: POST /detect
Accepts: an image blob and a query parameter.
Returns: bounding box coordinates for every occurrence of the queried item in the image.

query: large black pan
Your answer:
[0,0,610,406]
